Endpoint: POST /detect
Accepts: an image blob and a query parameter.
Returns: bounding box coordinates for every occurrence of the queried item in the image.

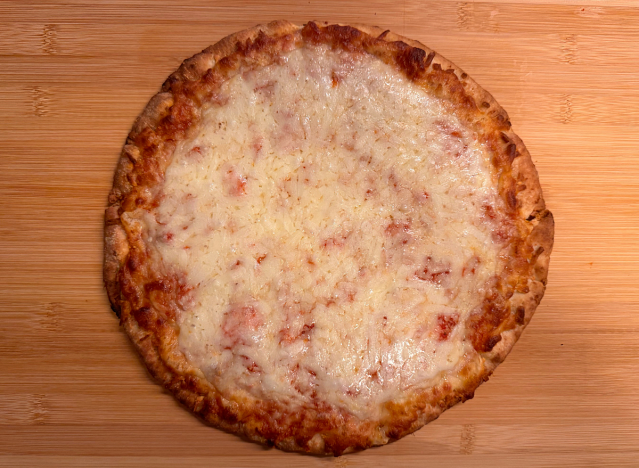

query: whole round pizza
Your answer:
[104,21,554,455]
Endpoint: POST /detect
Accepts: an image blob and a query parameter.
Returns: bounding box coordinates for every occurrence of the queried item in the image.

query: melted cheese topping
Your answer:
[142,45,503,419]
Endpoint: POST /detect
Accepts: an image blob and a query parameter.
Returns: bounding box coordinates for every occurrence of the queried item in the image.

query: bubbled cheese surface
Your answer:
[143,45,503,419]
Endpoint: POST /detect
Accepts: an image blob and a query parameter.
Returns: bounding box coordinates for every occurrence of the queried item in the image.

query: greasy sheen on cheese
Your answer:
[140,44,506,420]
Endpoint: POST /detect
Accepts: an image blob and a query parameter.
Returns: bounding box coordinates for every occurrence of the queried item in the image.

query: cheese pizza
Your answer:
[104,21,554,455]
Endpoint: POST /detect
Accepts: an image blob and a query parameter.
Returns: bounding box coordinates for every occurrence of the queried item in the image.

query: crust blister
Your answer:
[104,20,554,455]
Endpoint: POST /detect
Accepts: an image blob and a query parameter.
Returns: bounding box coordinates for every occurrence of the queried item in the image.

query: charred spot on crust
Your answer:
[515,306,526,325]
[468,301,509,352]
[217,398,240,424]
[155,96,197,143]
[161,74,181,93]
[484,335,502,352]
[110,303,121,317]
[216,55,235,71]
[495,113,511,129]
[133,306,156,329]
[428,62,477,111]
[126,253,140,272]
[133,127,160,159]
[425,51,436,68]
[237,30,277,56]
[325,24,362,50]
[301,21,323,44]
[506,143,518,162]
[395,44,427,80]
[182,374,202,394]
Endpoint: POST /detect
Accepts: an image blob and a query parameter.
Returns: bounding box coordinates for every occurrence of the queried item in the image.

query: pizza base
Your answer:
[104,21,554,455]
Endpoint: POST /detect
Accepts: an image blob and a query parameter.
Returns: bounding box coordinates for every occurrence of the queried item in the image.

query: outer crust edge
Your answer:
[104,21,554,455]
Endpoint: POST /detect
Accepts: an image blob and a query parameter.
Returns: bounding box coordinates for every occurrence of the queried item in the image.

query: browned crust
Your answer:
[104,21,554,455]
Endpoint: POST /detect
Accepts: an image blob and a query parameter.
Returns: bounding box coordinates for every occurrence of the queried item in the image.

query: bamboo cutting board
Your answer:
[1,1,639,466]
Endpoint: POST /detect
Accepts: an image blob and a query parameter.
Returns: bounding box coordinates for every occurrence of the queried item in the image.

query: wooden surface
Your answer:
[1,0,639,466]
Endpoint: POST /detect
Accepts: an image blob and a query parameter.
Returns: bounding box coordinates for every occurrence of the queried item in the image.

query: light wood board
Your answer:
[1,1,639,466]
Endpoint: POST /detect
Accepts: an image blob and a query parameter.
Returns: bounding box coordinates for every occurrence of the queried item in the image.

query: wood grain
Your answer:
[1,0,638,466]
